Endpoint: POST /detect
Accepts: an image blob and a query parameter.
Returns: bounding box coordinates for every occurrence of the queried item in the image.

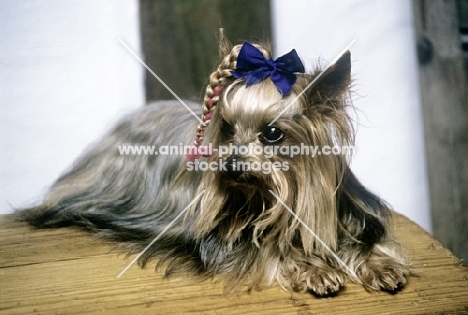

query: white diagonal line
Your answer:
[117,190,206,278]
[118,38,205,126]
[269,39,356,126]
[268,190,358,280]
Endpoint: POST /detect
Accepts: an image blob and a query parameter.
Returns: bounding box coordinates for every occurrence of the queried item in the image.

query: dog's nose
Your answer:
[224,156,244,179]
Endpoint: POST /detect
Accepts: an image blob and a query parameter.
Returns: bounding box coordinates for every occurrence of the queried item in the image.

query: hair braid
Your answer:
[186,42,271,161]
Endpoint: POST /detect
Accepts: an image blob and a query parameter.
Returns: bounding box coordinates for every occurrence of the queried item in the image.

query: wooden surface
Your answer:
[0,214,467,315]
[413,0,468,263]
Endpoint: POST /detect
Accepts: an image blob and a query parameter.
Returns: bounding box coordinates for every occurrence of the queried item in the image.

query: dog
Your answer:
[16,34,409,295]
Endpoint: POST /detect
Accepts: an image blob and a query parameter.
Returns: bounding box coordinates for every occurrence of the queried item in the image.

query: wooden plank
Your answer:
[413,0,468,264]
[138,0,271,102]
[458,0,468,29]
[458,0,468,79]
[1,214,467,315]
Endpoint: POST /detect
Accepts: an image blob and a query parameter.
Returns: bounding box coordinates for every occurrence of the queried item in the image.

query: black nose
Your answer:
[224,156,244,179]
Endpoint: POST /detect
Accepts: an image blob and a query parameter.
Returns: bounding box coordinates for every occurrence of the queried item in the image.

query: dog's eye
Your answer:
[220,119,235,138]
[262,126,284,143]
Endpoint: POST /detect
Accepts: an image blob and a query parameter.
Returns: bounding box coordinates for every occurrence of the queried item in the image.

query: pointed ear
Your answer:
[308,51,351,101]
[218,28,232,59]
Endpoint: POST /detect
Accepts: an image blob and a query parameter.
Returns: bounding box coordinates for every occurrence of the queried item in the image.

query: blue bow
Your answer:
[231,42,305,96]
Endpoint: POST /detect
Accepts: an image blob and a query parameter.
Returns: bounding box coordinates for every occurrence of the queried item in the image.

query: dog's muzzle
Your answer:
[223,155,244,180]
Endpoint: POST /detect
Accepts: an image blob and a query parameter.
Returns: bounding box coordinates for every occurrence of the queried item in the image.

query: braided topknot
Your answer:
[187,31,271,161]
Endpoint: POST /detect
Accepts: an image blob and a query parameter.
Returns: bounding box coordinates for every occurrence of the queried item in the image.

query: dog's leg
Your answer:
[351,242,410,291]
[277,253,346,295]
[338,170,410,291]
[300,260,345,295]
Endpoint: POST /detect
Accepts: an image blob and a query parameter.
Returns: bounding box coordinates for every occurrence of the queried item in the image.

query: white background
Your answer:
[0,0,144,212]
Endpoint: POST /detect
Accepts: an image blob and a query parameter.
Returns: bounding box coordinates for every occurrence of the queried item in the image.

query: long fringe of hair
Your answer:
[14,34,409,294]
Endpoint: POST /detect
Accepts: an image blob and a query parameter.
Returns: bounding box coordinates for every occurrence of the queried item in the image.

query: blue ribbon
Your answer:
[231,42,305,96]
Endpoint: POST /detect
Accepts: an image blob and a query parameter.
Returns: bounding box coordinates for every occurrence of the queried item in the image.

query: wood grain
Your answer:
[0,214,467,315]
[139,0,271,102]
[413,0,468,264]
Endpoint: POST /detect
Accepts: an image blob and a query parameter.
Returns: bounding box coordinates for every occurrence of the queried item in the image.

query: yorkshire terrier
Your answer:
[16,34,409,295]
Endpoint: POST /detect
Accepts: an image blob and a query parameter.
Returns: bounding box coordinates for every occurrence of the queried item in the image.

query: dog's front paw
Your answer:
[307,266,345,295]
[357,257,409,292]
[293,266,345,295]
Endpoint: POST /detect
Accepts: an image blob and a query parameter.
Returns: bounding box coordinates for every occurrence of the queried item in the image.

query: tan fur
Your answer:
[16,33,410,295]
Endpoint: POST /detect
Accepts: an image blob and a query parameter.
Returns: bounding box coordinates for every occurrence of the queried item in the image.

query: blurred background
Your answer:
[0,0,466,261]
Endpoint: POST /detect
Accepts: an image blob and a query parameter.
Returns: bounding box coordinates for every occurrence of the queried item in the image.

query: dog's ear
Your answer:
[218,28,232,59]
[307,51,351,101]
